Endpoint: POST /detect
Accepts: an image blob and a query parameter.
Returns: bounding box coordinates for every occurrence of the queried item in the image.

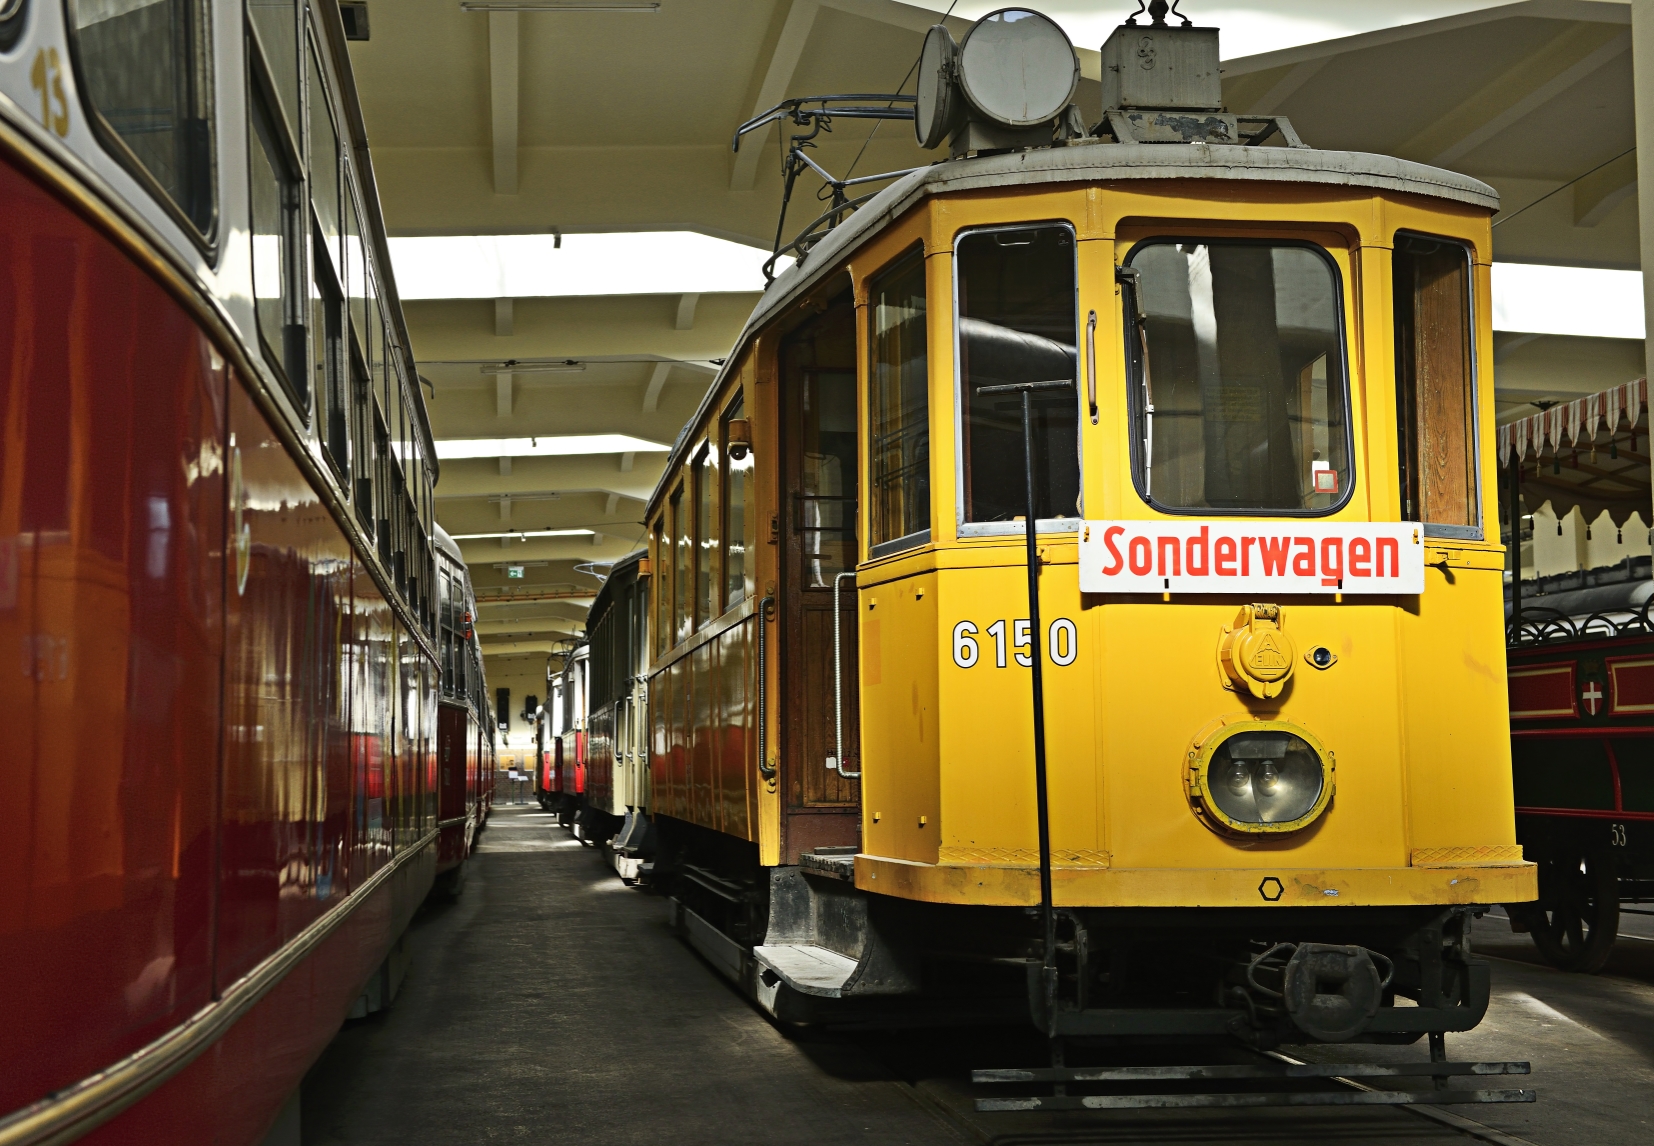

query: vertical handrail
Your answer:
[977,377,1070,1048]
[757,595,777,781]
[829,571,859,776]
[1085,310,1098,425]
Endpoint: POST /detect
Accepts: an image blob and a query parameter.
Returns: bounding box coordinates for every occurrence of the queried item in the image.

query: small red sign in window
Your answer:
[1313,469,1339,494]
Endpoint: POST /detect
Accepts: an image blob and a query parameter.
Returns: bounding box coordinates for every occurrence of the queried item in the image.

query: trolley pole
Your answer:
[978,378,1070,1052]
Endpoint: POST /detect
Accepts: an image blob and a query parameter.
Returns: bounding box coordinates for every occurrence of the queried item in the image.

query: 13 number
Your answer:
[30,47,70,137]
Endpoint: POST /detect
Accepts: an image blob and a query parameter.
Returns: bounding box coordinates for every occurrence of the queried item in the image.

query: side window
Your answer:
[956,225,1078,526]
[671,484,689,647]
[1394,233,1477,534]
[247,0,299,137]
[247,81,305,404]
[312,230,348,478]
[344,180,375,524]
[721,396,753,611]
[694,442,717,628]
[653,520,669,656]
[1,0,27,53]
[868,246,930,555]
[68,0,215,233]
[309,40,348,477]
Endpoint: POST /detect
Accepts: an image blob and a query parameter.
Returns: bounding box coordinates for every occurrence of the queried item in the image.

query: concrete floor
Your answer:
[300,805,1654,1145]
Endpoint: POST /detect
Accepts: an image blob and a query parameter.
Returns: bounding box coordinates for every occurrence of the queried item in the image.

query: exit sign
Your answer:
[507,565,524,579]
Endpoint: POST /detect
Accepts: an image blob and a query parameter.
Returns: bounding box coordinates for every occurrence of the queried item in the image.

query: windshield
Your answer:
[957,225,1079,524]
[1125,240,1351,514]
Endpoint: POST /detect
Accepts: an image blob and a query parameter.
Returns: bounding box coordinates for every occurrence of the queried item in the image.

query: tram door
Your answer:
[779,293,862,861]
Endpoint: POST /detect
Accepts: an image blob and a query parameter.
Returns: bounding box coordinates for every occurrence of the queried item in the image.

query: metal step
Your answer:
[752,943,859,997]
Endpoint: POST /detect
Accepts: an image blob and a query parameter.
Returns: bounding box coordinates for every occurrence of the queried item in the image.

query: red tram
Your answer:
[436,526,495,896]
[1502,379,1654,971]
[0,2,471,1142]
[542,643,589,827]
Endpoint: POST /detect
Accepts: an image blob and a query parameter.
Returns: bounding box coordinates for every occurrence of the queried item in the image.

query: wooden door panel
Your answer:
[790,602,860,807]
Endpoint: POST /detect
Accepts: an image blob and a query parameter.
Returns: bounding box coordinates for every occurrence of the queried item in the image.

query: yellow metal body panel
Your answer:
[855,853,1535,909]
[850,179,1534,909]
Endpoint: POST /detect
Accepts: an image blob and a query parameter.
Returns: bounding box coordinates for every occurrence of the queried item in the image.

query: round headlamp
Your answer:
[1188,721,1334,835]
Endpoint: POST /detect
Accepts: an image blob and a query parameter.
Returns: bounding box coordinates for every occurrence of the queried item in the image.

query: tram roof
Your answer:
[653,142,1500,491]
[435,524,465,566]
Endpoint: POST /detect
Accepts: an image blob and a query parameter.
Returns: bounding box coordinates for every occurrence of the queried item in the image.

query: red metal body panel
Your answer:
[1607,654,1654,715]
[0,155,224,1115]
[588,704,614,809]
[0,133,438,1141]
[1508,661,1577,720]
[437,699,474,870]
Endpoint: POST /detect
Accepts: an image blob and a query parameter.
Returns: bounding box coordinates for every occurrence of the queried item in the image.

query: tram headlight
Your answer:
[1188,722,1334,835]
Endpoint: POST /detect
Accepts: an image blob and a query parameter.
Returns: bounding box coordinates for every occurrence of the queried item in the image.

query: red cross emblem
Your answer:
[1582,680,1604,716]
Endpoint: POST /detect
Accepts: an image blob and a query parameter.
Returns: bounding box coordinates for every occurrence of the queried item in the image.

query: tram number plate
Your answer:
[1078,521,1425,595]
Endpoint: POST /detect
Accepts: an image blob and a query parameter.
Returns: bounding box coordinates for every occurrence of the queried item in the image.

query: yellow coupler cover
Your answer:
[855,854,1536,909]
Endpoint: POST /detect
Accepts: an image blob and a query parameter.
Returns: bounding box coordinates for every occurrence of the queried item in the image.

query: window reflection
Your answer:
[69,0,215,230]
[957,226,1079,524]
[722,395,753,611]
[869,248,930,550]
[1394,233,1476,529]
[1126,240,1350,513]
[782,300,858,586]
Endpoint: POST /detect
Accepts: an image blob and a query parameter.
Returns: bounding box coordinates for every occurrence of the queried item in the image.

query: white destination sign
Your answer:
[1077,521,1425,595]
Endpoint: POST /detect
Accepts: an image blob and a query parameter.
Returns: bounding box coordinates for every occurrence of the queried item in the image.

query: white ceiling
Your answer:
[343,0,1644,663]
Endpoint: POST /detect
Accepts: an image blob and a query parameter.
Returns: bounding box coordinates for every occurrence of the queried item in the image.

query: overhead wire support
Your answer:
[731,94,920,282]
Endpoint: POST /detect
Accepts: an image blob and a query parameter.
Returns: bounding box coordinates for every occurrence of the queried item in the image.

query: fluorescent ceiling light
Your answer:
[1492,264,1644,341]
[460,2,658,11]
[480,360,585,375]
[389,232,788,300]
[453,530,594,540]
[435,434,669,460]
[905,2,1513,61]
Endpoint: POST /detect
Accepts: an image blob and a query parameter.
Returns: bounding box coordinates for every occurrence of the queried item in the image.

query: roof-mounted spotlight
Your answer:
[915,9,1080,156]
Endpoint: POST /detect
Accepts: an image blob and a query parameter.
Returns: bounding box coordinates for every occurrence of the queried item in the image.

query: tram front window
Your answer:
[1125,240,1350,514]
[957,225,1079,525]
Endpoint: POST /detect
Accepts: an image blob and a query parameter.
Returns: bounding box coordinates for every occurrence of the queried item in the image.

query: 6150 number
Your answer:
[952,619,1077,669]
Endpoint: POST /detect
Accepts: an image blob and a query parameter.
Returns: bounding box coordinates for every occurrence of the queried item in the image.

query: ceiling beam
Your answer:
[432,456,661,500]
[1394,25,1629,166]
[675,292,700,330]
[730,0,819,191]
[1221,0,1631,79]
[1575,149,1638,225]
[458,534,645,564]
[481,637,580,656]
[1248,59,1327,116]
[642,360,672,412]
[489,11,519,195]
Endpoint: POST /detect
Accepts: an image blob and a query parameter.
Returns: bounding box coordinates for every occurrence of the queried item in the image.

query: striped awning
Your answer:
[1498,377,1647,466]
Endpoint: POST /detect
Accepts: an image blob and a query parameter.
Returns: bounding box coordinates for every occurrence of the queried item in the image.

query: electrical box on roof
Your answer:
[1100,23,1221,112]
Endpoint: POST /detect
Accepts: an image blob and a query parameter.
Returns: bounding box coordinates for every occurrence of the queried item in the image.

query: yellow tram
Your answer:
[635,7,1536,1050]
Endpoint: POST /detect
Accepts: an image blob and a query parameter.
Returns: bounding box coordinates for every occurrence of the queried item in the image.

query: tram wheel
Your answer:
[1528,850,1619,973]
